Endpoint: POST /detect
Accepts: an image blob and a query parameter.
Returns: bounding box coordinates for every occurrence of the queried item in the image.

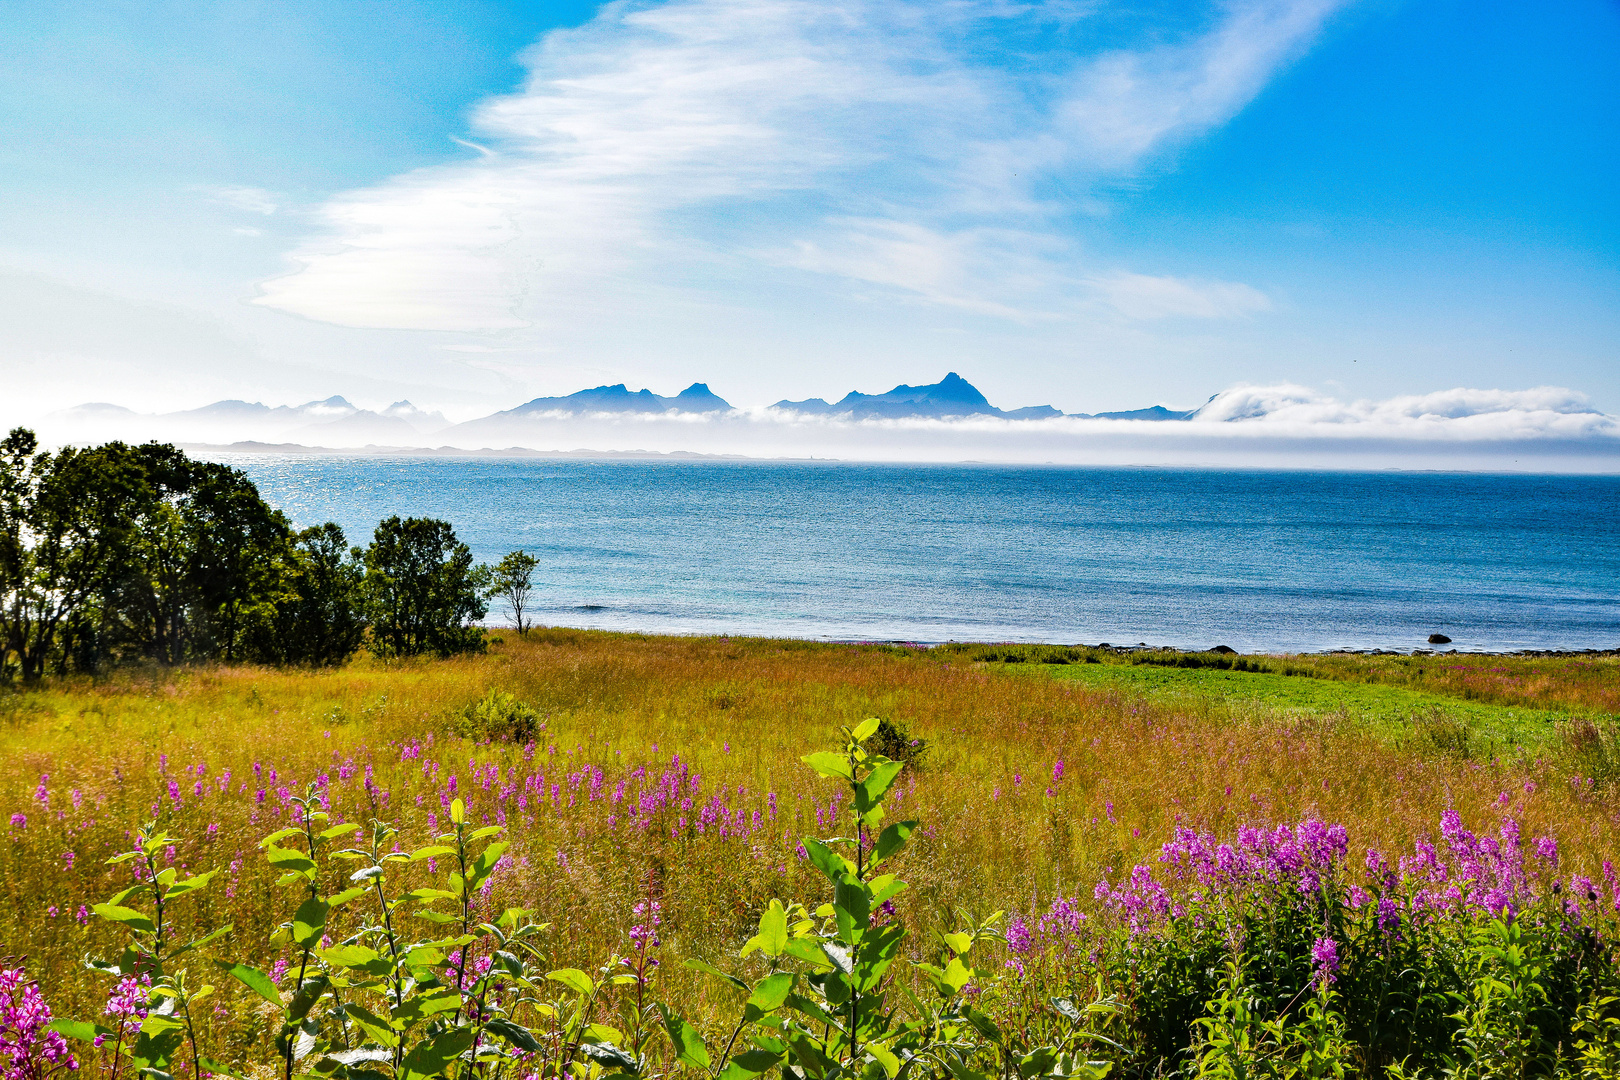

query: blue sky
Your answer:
[2,0,1618,433]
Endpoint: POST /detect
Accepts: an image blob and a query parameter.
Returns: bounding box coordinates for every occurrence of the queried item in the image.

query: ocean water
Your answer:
[224,456,1620,654]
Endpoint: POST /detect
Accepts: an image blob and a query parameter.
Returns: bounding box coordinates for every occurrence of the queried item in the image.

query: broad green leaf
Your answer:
[656,1004,710,1070]
[866,1040,901,1079]
[744,972,795,1020]
[581,1041,639,1071]
[342,1003,399,1047]
[258,828,303,848]
[942,956,972,994]
[292,897,329,949]
[225,963,283,1007]
[858,760,903,807]
[264,846,317,874]
[409,845,455,861]
[963,1007,1001,1043]
[486,1017,542,1053]
[718,1047,783,1080]
[783,937,835,969]
[869,874,907,908]
[325,886,368,907]
[834,878,870,940]
[943,932,973,956]
[391,989,461,1028]
[450,798,466,825]
[400,1026,475,1077]
[851,717,882,742]
[46,1018,109,1043]
[801,751,853,780]
[320,823,363,840]
[547,967,595,996]
[468,825,504,840]
[741,900,789,958]
[92,904,155,933]
[801,838,853,883]
[871,821,916,866]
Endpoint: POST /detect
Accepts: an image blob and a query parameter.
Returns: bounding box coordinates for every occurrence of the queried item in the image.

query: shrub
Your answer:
[451,689,541,743]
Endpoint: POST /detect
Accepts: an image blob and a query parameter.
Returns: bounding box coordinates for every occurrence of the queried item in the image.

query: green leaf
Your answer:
[851,717,882,742]
[225,963,283,1008]
[409,845,456,861]
[45,1018,110,1043]
[547,967,595,996]
[858,760,903,807]
[943,932,973,956]
[391,989,461,1028]
[801,751,854,780]
[450,797,466,825]
[871,821,916,866]
[783,937,835,970]
[468,825,504,840]
[320,823,363,840]
[400,1026,475,1077]
[581,1041,639,1071]
[319,944,392,977]
[683,959,748,993]
[92,904,155,933]
[486,1016,542,1053]
[742,900,789,958]
[325,886,368,907]
[744,972,795,1021]
[258,828,303,848]
[656,1004,711,1070]
[264,846,317,874]
[866,1040,901,1079]
[341,1003,399,1048]
[161,869,217,897]
[942,956,972,994]
[801,838,854,883]
[834,878,870,940]
[718,1048,783,1080]
[292,897,329,949]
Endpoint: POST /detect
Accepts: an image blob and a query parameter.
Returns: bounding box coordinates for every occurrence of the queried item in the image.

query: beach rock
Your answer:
[1428,633,1452,644]
[1210,645,1237,654]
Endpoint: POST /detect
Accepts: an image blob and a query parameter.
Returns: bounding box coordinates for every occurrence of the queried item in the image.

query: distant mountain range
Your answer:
[48,374,1197,448]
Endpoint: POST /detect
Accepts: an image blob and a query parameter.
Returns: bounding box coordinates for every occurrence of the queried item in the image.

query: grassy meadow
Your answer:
[4,631,1620,1071]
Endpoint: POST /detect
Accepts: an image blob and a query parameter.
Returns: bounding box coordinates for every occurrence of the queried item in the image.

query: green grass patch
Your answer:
[1031,660,1572,753]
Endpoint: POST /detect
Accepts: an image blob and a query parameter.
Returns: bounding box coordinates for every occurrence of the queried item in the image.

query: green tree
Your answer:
[248,523,366,666]
[0,429,145,680]
[488,549,540,636]
[362,516,489,658]
[100,444,292,665]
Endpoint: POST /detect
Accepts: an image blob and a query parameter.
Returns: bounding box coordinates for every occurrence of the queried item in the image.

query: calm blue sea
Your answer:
[223,457,1620,654]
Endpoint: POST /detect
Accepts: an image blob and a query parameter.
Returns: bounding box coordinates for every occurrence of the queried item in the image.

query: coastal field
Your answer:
[4,632,1620,1073]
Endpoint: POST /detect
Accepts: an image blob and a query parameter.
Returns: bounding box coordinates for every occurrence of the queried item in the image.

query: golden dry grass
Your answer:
[2,630,1616,1036]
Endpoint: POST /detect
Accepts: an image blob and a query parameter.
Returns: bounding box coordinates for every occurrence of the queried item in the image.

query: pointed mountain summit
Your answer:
[774,372,1059,419]
[501,382,733,416]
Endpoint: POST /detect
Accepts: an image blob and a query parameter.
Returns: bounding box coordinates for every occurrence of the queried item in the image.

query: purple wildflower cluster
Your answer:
[1007,809,1607,959]
[0,968,77,1078]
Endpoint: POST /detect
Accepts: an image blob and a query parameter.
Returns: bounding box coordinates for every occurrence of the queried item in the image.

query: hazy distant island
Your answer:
[49,372,1197,448]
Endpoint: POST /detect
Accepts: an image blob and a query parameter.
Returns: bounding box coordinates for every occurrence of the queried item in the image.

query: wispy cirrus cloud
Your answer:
[254,0,1350,333]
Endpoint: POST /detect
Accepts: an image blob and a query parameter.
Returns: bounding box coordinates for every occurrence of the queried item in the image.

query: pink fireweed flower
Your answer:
[1311,937,1340,987]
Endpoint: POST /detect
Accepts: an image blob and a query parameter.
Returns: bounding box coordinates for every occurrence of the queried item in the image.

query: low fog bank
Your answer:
[16,383,1620,473]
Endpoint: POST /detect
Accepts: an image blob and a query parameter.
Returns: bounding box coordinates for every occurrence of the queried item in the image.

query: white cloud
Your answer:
[254,0,1343,332]
[1089,271,1272,319]
[203,185,280,215]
